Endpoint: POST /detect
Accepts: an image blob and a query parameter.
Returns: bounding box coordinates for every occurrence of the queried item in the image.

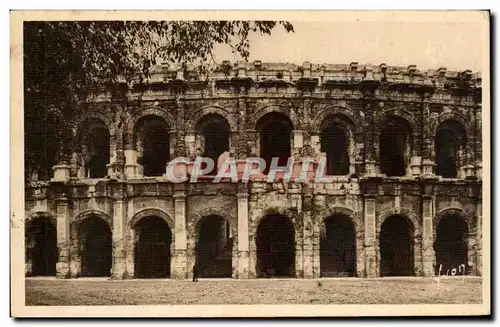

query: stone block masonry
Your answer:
[24,61,482,279]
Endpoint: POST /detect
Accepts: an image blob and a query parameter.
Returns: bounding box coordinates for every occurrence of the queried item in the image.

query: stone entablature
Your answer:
[110,61,482,94]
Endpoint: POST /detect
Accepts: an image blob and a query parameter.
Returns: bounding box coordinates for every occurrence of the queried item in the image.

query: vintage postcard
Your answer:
[10,10,490,317]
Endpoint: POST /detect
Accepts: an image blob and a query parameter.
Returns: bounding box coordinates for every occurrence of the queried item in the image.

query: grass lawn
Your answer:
[25,277,482,306]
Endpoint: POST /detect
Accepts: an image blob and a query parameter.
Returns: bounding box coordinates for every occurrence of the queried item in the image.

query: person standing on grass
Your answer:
[192,262,199,282]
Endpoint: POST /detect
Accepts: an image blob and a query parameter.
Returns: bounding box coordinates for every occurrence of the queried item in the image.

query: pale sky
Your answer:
[213,21,483,72]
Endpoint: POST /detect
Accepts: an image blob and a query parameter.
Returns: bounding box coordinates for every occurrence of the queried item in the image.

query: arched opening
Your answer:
[79,118,110,178]
[25,118,58,180]
[435,120,467,178]
[434,214,469,275]
[196,215,233,277]
[380,215,414,276]
[78,216,112,277]
[379,116,412,177]
[25,217,57,276]
[134,216,172,278]
[257,113,293,175]
[256,214,295,278]
[134,115,170,177]
[320,214,356,277]
[320,115,352,175]
[195,114,230,176]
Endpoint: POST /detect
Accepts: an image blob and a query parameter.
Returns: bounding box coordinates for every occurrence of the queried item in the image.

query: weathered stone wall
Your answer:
[24,61,483,279]
[24,180,482,278]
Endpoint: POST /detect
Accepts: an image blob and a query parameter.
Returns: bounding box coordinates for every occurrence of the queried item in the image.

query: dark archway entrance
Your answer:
[26,118,58,180]
[320,215,356,277]
[434,214,469,275]
[79,216,112,277]
[257,113,293,175]
[134,216,172,278]
[85,126,110,178]
[435,120,467,178]
[379,116,412,177]
[380,215,414,276]
[26,217,57,276]
[196,215,233,277]
[196,114,230,176]
[78,118,110,178]
[134,115,170,177]
[256,214,295,277]
[320,115,351,176]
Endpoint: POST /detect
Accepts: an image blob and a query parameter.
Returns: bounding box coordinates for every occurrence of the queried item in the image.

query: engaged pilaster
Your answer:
[363,196,377,277]
[362,178,379,277]
[237,190,250,278]
[111,185,127,279]
[55,196,71,278]
[421,103,436,178]
[292,130,304,158]
[172,184,187,279]
[421,183,436,277]
[302,183,314,278]
[475,201,482,276]
[124,132,142,178]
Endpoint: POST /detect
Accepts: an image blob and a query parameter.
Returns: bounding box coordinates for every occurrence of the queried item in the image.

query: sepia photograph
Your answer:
[10,10,490,317]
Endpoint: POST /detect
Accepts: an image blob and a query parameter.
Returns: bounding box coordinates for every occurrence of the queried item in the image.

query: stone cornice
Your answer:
[85,61,482,103]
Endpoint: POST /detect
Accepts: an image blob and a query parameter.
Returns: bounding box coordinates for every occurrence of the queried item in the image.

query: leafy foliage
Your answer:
[24,20,294,179]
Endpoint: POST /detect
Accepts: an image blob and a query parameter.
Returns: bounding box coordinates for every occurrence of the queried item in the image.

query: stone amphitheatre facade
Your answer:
[24,61,483,280]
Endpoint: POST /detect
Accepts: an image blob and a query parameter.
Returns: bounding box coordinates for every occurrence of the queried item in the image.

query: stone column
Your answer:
[311,194,326,278]
[363,101,379,176]
[346,130,356,176]
[237,191,250,278]
[462,137,476,179]
[295,236,304,278]
[52,135,73,182]
[237,95,248,159]
[302,93,311,129]
[408,131,423,176]
[363,195,377,277]
[55,197,71,278]
[292,130,304,158]
[409,132,422,177]
[353,131,365,176]
[111,189,127,279]
[302,193,314,278]
[247,129,259,158]
[310,132,321,158]
[247,195,257,279]
[109,111,127,178]
[125,199,135,278]
[124,132,141,178]
[175,94,187,158]
[311,196,323,278]
[171,186,187,279]
[168,129,178,160]
[421,192,435,277]
[421,103,436,177]
[226,130,236,158]
[185,132,196,159]
[106,130,118,177]
[294,193,304,278]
